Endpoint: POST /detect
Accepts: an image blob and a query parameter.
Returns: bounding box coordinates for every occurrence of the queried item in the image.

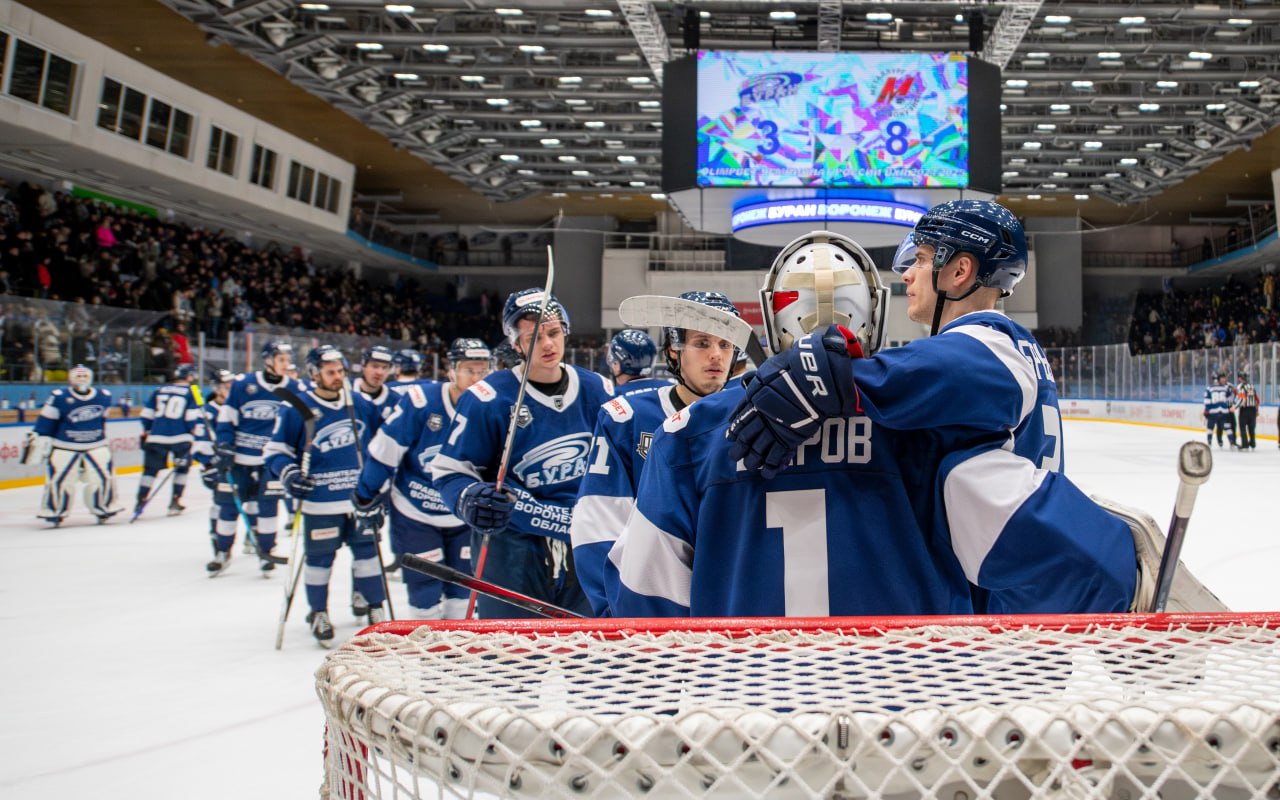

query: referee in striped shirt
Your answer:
[1235,372,1260,450]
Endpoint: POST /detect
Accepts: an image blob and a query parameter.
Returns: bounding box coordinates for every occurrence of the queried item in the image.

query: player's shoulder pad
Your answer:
[404,383,428,408]
[662,403,695,433]
[602,395,635,423]
[468,380,497,403]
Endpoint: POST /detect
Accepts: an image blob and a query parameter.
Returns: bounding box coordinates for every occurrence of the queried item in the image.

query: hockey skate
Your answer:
[351,591,370,618]
[96,508,123,525]
[167,499,186,516]
[206,550,230,575]
[259,555,276,573]
[40,515,65,528]
[307,610,335,645]
[367,605,387,624]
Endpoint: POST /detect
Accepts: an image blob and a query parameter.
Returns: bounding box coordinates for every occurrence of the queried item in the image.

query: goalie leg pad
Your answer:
[80,446,120,517]
[41,448,79,518]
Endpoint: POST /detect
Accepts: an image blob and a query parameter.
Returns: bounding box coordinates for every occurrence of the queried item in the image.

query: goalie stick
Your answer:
[343,376,395,621]
[402,553,583,619]
[618,294,768,366]
[467,244,556,619]
[1151,440,1212,613]
[273,385,319,650]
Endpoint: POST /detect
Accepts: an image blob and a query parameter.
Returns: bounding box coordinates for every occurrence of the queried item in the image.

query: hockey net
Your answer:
[316,614,1280,799]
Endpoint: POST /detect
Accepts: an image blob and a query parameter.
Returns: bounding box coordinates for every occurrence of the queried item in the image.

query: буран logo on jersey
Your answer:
[512,434,590,488]
[241,399,280,420]
[313,420,357,453]
[66,405,106,423]
[427,413,443,432]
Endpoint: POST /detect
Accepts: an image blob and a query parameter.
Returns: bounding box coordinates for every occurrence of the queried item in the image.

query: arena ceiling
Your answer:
[28,0,1280,228]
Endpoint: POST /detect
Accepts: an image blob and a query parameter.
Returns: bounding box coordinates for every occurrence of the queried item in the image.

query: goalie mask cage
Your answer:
[316,613,1280,800]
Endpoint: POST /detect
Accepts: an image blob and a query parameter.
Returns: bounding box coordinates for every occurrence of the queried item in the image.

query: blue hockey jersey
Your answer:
[140,384,201,445]
[571,383,680,615]
[356,382,397,428]
[389,378,435,396]
[264,389,379,515]
[433,365,614,542]
[357,381,463,526]
[34,387,112,450]
[191,398,221,465]
[214,372,308,465]
[850,311,1136,614]
[1203,382,1233,415]
[609,384,974,617]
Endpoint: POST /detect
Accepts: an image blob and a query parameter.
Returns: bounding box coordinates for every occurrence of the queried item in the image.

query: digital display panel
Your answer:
[696,51,972,188]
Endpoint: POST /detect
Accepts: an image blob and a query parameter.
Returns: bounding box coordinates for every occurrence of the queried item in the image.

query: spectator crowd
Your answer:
[1129,271,1279,355]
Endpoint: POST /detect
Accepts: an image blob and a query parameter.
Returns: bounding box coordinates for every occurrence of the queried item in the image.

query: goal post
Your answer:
[316,613,1280,799]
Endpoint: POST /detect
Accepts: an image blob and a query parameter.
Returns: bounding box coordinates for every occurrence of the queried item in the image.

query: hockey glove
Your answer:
[279,464,316,499]
[457,481,515,534]
[352,493,387,540]
[212,444,235,474]
[726,324,861,479]
[200,466,219,490]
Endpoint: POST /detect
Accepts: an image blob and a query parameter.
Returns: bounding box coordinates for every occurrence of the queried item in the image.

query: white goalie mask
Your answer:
[760,230,889,355]
[68,364,94,391]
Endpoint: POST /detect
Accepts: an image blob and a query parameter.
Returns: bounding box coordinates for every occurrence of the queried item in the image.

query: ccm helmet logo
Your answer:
[960,230,992,245]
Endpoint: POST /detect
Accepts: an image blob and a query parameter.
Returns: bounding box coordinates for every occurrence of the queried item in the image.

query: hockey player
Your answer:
[29,365,123,525]
[572,294,739,616]
[492,341,522,371]
[433,288,614,618]
[1236,372,1260,450]
[388,348,427,392]
[720,213,1139,616]
[1203,372,1237,448]
[194,368,240,573]
[353,345,396,425]
[214,340,306,571]
[135,363,201,517]
[354,338,492,618]
[603,329,667,392]
[265,345,387,642]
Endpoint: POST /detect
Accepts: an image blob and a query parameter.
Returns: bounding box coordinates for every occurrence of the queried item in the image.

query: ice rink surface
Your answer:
[0,419,1275,799]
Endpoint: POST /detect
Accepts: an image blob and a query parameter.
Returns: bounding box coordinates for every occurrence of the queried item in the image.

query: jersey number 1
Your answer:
[765,489,829,617]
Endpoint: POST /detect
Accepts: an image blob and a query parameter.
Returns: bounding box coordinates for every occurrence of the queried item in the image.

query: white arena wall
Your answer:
[0,419,144,488]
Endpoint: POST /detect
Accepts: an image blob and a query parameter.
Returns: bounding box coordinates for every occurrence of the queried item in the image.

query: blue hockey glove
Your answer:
[279,464,316,500]
[726,324,861,479]
[352,493,387,540]
[457,481,515,534]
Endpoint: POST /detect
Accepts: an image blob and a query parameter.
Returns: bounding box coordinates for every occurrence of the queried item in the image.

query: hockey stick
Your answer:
[619,294,768,366]
[1151,440,1213,613]
[129,464,176,523]
[343,377,395,621]
[466,245,557,620]
[190,384,261,561]
[273,386,319,650]
[402,553,583,619]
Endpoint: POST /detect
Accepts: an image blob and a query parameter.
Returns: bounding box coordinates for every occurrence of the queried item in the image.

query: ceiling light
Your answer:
[1052,171,1069,178]
[1026,51,1051,59]
[627,76,651,84]
[1022,142,1042,150]
[540,138,561,145]
[1189,51,1212,60]
[387,107,411,125]
[551,192,567,198]
[584,121,606,128]
[1036,123,1056,131]
[1155,80,1178,89]
[954,14,963,23]
[558,155,578,162]
[617,155,636,163]
[300,3,330,9]
[584,8,613,16]
[1104,172,1120,178]
[385,4,414,12]
[1097,51,1121,60]
[520,119,543,127]
[495,8,523,15]
[559,76,583,84]
[499,154,520,162]
[1138,103,1160,112]
[1050,104,1070,112]
[355,42,383,51]
[1027,194,1042,200]
[394,72,419,80]
[460,75,484,82]
[1144,142,1163,149]
[1006,79,1028,88]
[1074,194,1088,200]
[769,11,796,20]
[866,12,894,22]
[651,193,667,200]
[638,101,660,108]
[477,137,497,143]
[1044,15,1071,24]
[616,53,641,62]
[572,169,590,176]
[486,98,510,106]
[1206,103,1227,111]
[1119,16,1145,25]
[422,44,449,52]
[630,181,646,187]
[1227,18,1252,26]
[1082,141,1103,149]
[1119,158,1138,165]
[700,10,710,18]
[519,45,545,53]
[1071,80,1094,88]
[1238,80,1261,88]
[517,169,535,175]
[1002,171,1019,178]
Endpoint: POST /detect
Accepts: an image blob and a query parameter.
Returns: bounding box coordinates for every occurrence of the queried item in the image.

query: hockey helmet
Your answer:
[448,338,491,365]
[261,340,293,362]
[173,363,198,382]
[68,364,93,390]
[306,344,349,378]
[761,231,888,356]
[606,329,658,378]
[362,345,395,366]
[895,199,1028,296]
[662,291,741,385]
[207,365,234,386]
[502,288,570,344]
[492,341,523,369]
[393,348,424,375]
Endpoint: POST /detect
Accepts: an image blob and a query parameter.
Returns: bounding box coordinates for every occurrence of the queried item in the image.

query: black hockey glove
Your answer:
[352,493,387,540]
[726,324,861,479]
[279,464,316,499]
[457,481,515,534]
[212,444,235,475]
[200,466,219,490]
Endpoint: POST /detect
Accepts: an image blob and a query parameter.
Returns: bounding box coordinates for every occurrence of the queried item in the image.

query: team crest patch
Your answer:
[246,385,258,395]
[636,431,654,460]
[427,413,444,432]
[513,405,534,429]
[553,395,564,410]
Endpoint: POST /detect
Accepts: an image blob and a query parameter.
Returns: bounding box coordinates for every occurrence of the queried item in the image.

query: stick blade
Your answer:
[619,295,768,365]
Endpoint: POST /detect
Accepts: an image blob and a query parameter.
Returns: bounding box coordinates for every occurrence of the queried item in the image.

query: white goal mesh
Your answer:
[316,614,1280,799]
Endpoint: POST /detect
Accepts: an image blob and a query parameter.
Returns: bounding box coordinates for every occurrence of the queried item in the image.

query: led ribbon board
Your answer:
[731,198,926,233]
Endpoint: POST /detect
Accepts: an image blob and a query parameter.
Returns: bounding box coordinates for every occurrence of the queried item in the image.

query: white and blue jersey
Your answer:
[215,372,308,465]
[609,384,972,617]
[357,381,462,526]
[433,365,614,542]
[612,376,673,395]
[1203,382,1233,416]
[571,383,680,616]
[851,310,1135,614]
[140,384,201,445]
[35,387,112,450]
[264,389,379,516]
[389,378,434,396]
[355,382,397,430]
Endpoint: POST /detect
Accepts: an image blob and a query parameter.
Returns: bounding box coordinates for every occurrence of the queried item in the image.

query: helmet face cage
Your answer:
[760,230,889,356]
[906,200,1028,295]
[662,291,741,382]
[448,338,492,366]
[607,329,658,377]
[502,288,571,347]
[306,345,349,378]
[68,364,93,390]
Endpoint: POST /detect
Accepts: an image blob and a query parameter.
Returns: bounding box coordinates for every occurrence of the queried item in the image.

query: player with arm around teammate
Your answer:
[571,296,739,616]
[265,345,386,642]
[726,206,1139,615]
[213,341,307,572]
[28,364,123,526]
[353,339,492,618]
[432,289,614,618]
[608,240,977,617]
[135,363,202,517]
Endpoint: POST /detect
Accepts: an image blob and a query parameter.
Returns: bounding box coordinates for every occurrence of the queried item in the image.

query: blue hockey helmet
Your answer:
[173,363,198,382]
[206,365,234,386]
[492,341,522,369]
[362,344,395,366]
[305,344,349,377]
[393,348,424,374]
[606,329,657,378]
[448,337,491,365]
[897,199,1028,296]
[261,339,293,362]
[502,288,571,344]
[662,291,741,386]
